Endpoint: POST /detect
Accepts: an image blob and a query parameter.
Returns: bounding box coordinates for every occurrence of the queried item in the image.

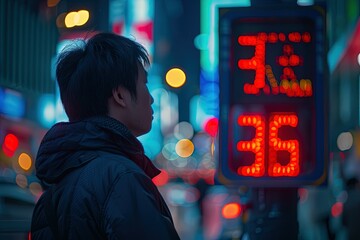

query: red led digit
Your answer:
[238,35,266,94]
[237,115,265,177]
[268,114,299,177]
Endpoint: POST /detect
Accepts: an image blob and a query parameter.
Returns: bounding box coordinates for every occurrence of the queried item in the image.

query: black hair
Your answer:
[56,32,150,122]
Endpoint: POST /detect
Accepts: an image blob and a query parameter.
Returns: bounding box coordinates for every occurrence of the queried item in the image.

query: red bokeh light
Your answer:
[204,117,218,137]
[152,169,169,187]
[112,21,124,35]
[331,202,343,218]
[134,21,153,41]
[2,133,19,157]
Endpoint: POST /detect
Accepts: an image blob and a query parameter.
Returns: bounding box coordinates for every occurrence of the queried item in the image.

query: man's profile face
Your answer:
[125,64,154,137]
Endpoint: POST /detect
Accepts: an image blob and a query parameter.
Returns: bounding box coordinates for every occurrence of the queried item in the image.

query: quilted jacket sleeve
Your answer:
[102,172,180,240]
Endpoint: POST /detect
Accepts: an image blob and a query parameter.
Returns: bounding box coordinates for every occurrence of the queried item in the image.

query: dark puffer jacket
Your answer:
[31,116,180,240]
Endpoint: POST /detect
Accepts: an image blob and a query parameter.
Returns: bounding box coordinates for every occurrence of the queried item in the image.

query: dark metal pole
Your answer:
[246,188,299,240]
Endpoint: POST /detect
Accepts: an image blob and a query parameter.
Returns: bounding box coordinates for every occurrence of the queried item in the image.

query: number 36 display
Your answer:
[217,6,328,187]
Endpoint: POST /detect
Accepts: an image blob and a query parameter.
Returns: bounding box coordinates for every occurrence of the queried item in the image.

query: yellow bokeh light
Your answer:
[211,141,215,156]
[77,10,90,26]
[65,11,77,28]
[166,68,186,88]
[18,152,32,171]
[175,139,194,158]
[65,10,89,28]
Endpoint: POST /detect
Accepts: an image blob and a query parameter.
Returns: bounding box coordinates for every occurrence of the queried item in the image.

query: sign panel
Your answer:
[218,6,328,187]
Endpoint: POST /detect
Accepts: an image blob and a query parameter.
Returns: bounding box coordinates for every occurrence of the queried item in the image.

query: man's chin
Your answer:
[136,126,152,137]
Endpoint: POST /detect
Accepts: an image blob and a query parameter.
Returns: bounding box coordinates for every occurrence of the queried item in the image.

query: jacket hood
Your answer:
[35,116,160,185]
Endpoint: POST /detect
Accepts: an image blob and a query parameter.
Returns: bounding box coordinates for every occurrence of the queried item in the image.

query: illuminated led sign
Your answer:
[217,6,328,187]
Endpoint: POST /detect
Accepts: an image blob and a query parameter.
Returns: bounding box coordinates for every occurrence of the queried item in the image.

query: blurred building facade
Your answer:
[0,0,58,183]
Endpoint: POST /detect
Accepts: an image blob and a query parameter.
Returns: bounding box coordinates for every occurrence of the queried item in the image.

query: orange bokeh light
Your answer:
[222,203,242,219]
[18,153,32,171]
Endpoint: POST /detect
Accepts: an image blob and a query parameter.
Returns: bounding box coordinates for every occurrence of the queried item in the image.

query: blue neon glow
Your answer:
[38,94,56,128]
[0,88,25,118]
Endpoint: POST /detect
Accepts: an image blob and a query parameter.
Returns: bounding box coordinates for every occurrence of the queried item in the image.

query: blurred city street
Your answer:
[2,0,360,239]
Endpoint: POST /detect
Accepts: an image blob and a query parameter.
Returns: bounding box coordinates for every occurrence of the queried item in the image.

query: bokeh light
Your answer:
[47,0,61,7]
[3,133,19,152]
[210,141,215,156]
[193,132,211,155]
[204,117,218,137]
[331,202,343,218]
[198,152,215,170]
[297,0,314,6]
[222,202,242,219]
[38,94,56,128]
[337,131,353,151]
[165,68,186,88]
[2,133,19,157]
[65,10,90,28]
[162,142,178,161]
[174,121,194,140]
[15,174,28,188]
[175,139,195,158]
[152,169,169,186]
[56,13,67,28]
[18,152,32,171]
[194,33,209,50]
[171,156,189,168]
[29,182,43,197]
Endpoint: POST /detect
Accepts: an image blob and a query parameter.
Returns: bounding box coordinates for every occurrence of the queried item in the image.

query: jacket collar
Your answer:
[36,116,160,184]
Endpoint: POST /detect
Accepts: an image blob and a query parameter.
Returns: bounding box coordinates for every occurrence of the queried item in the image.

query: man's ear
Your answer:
[112,86,128,107]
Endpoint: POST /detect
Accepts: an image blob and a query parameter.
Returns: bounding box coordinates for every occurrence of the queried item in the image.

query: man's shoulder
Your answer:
[66,151,148,198]
[85,151,145,177]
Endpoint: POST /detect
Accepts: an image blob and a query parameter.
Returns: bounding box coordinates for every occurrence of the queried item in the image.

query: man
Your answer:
[31,32,180,239]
